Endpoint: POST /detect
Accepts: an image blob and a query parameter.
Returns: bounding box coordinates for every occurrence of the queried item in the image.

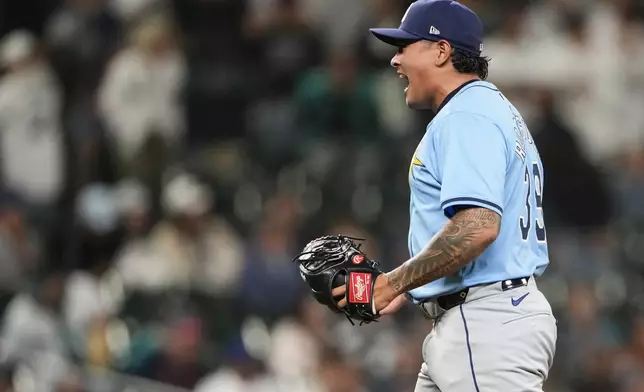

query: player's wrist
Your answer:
[380,273,401,300]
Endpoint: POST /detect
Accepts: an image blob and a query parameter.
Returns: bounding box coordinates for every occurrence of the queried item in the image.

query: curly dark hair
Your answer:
[451,48,490,80]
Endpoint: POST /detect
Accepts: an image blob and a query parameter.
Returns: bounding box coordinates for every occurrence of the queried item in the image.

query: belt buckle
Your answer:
[419,302,433,319]
[501,277,529,291]
[417,301,443,320]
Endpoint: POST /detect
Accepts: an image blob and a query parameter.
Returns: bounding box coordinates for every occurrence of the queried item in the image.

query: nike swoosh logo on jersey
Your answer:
[511,293,530,306]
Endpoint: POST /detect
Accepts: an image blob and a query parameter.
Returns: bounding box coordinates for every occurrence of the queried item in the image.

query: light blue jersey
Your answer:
[407,80,549,301]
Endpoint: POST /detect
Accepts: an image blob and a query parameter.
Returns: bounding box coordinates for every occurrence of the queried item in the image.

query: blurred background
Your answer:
[0,0,643,391]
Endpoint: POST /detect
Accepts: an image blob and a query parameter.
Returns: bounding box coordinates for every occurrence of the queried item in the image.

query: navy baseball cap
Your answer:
[370,0,484,55]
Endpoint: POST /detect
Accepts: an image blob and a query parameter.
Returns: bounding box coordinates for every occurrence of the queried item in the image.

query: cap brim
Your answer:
[369,28,423,46]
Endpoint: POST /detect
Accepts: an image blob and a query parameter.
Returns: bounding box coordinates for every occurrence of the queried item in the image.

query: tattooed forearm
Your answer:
[386,208,501,296]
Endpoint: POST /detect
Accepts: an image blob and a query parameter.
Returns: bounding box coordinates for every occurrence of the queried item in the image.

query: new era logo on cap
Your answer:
[370,0,484,55]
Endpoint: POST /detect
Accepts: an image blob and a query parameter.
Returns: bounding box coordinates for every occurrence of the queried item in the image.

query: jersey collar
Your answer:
[436,79,480,113]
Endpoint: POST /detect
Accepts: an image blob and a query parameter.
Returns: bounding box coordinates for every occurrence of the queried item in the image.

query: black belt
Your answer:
[432,276,531,312]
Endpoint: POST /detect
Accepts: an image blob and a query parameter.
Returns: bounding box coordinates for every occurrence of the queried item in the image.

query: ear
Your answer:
[435,40,452,67]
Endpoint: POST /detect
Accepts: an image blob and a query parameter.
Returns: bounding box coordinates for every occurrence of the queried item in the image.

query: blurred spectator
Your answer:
[0,30,65,210]
[246,0,322,98]
[317,347,367,392]
[130,317,206,388]
[0,268,70,392]
[245,0,371,50]
[297,0,369,50]
[267,297,326,388]
[354,0,421,140]
[74,183,121,236]
[576,0,644,160]
[294,49,381,145]
[0,193,42,304]
[195,337,279,392]
[532,91,612,231]
[45,0,121,104]
[612,147,644,274]
[556,284,623,391]
[98,13,186,164]
[240,193,304,322]
[521,0,580,44]
[244,0,322,167]
[370,66,420,140]
[144,172,244,295]
[358,0,407,70]
[62,184,125,365]
[613,147,644,225]
[173,0,253,144]
[113,179,159,290]
[65,96,120,196]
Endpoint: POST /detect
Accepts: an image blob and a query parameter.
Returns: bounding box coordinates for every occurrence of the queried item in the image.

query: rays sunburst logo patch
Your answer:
[409,151,424,182]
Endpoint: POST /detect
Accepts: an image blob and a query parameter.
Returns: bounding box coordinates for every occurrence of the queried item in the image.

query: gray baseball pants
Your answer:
[414,277,557,392]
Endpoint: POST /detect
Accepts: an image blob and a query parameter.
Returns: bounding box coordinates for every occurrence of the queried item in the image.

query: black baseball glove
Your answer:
[292,235,383,325]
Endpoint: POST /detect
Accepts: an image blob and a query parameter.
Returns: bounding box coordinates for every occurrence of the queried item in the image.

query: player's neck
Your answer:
[432,75,480,112]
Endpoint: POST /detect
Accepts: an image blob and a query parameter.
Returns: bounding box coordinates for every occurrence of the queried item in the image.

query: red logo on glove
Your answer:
[348,272,371,304]
[351,254,364,264]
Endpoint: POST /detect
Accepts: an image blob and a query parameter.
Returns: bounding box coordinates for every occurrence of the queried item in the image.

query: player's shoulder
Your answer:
[436,81,514,127]
[449,81,507,115]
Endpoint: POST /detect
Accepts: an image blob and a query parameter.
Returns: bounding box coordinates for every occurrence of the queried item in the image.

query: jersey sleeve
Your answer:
[437,112,508,218]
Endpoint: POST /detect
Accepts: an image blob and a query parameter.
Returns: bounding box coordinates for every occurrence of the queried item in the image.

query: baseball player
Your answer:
[329,1,558,391]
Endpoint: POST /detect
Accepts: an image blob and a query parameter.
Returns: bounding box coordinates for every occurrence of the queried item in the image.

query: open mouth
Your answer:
[398,72,409,93]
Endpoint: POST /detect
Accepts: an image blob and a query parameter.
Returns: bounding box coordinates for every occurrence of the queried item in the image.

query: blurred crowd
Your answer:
[0,0,643,391]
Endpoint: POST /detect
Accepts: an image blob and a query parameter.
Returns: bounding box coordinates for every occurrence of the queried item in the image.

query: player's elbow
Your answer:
[470,226,498,257]
[481,226,499,247]
[479,214,501,247]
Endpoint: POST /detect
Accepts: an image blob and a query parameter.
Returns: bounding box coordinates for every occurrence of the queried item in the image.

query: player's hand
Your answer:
[332,274,399,314]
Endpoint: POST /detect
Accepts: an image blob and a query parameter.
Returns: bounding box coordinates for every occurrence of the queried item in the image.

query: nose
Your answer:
[390,52,401,68]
